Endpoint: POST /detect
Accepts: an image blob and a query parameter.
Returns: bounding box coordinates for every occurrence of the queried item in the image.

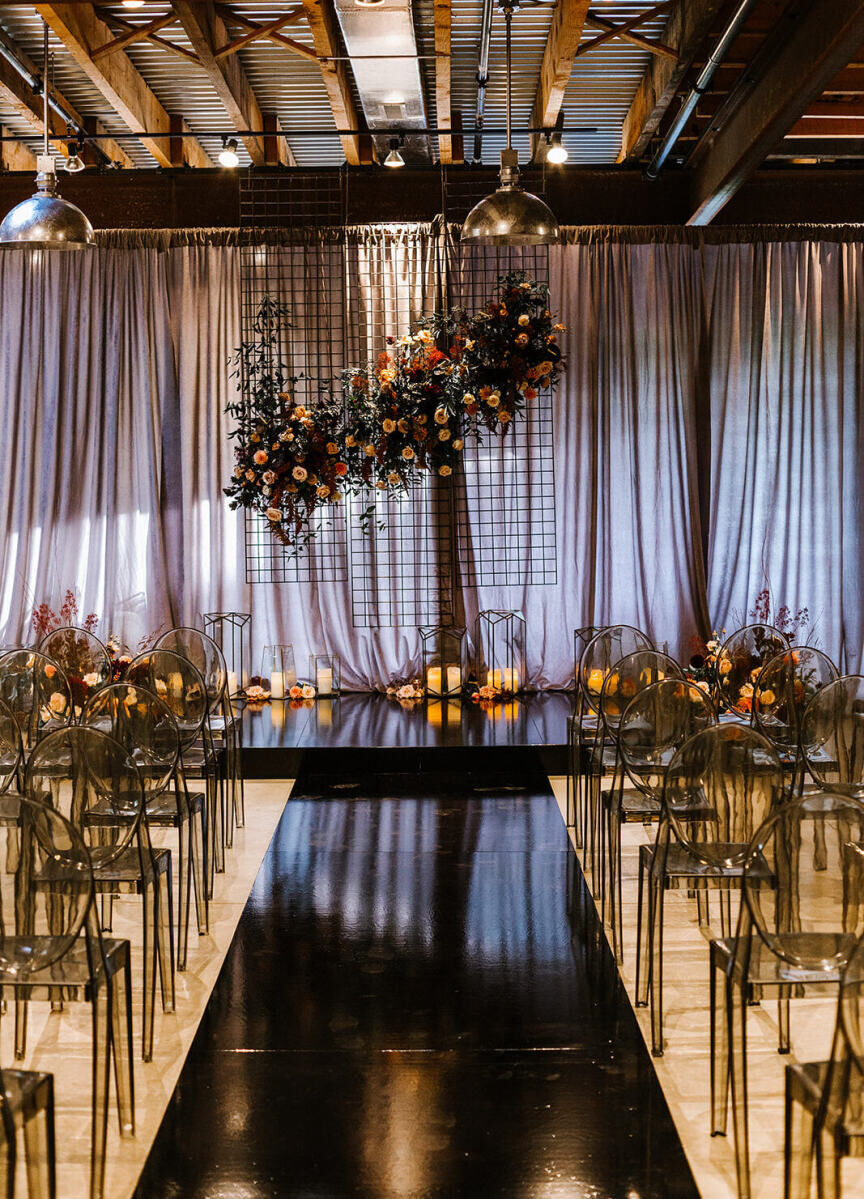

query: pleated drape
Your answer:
[0,228,861,682]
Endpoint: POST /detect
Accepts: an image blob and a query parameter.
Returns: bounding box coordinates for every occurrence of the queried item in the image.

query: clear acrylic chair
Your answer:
[37,628,113,709]
[801,676,864,801]
[0,653,73,754]
[785,929,864,1199]
[715,624,789,717]
[572,625,654,878]
[753,647,839,792]
[611,678,717,964]
[712,792,864,1199]
[637,722,785,1056]
[596,649,683,956]
[81,683,207,971]
[25,726,173,1063]
[0,794,134,1199]
[155,626,244,844]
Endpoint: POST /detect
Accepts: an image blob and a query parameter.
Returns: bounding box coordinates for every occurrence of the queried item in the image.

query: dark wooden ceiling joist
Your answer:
[686,0,864,224]
[214,6,316,60]
[579,6,676,62]
[35,2,212,167]
[529,0,591,163]
[618,0,727,164]
[301,0,373,165]
[215,8,305,59]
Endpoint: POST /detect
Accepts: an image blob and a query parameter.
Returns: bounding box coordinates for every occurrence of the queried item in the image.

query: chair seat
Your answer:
[619,791,661,821]
[642,842,773,882]
[0,935,129,999]
[144,790,203,823]
[712,932,855,986]
[1,1069,53,1121]
[91,845,170,885]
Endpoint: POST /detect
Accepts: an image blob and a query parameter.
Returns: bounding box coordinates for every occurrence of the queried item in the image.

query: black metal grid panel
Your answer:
[238,174,348,583]
[448,243,558,588]
[350,481,455,628]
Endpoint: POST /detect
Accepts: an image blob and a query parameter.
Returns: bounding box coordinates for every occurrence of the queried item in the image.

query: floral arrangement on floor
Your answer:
[469,682,503,705]
[453,272,566,435]
[243,678,271,706]
[288,683,317,704]
[225,275,566,552]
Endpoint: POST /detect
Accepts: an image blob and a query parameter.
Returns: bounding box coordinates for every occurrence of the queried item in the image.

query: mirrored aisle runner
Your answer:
[134,754,699,1198]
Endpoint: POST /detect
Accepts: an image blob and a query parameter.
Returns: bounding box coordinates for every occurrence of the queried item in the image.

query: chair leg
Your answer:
[156,865,175,1013]
[141,880,156,1063]
[730,975,752,1199]
[89,982,111,1199]
[710,955,731,1136]
[111,963,135,1138]
[191,806,208,936]
[784,1075,815,1199]
[649,880,665,1056]
[22,1077,55,1199]
[0,1099,14,1199]
[13,995,27,1061]
[778,985,791,1053]
[815,1126,841,1199]
[176,820,191,973]
[635,850,648,1007]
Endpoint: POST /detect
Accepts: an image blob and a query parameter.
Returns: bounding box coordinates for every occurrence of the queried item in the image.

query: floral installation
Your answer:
[748,589,811,645]
[385,677,425,709]
[454,272,565,435]
[288,683,317,703]
[243,677,271,707]
[469,682,503,704]
[224,296,348,550]
[685,629,726,693]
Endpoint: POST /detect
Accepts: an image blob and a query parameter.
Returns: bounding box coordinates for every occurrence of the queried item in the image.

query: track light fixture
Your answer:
[546,130,568,165]
[219,137,240,168]
[63,141,86,173]
[383,137,405,168]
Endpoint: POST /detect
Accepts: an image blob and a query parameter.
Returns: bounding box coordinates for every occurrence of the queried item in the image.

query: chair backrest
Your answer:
[715,624,789,716]
[80,683,180,797]
[618,679,717,802]
[753,646,839,756]
[154,627,227,714]
[123,649,208,750]
[840,935,864,1074]
[0,649,73,748]
[664,723,785,869]
[0,696,22,793]
[25,726,145,868]
[599,649,682,731]
[38,626,113,699]
[579,625,654,715]
[743,792,864,973]
[801,676,864,795]
[0,795,93,980]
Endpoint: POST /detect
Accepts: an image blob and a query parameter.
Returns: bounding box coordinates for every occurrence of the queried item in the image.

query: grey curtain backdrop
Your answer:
[0,225,861,683]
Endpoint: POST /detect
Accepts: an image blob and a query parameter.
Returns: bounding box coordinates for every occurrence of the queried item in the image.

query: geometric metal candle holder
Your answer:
[419,625,465,697]
[203,611,251,696]
[310,653,340,697]
[474,610,526,694]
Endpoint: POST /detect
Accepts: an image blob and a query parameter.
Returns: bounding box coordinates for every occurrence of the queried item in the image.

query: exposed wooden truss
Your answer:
[35,3,212,167]
[618,0,727,163]
[687,0,864,223]
[578,5,675,62]
[92,13,177,61]
[301,0,373,165]
[434,0,459,164]
[214,5,317,61]
[530,0,591,162]
[215,8,305,58]
[98,10,200,63]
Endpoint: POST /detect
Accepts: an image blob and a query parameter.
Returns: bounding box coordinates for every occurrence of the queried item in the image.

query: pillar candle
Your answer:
[426,666,442,696]
[270,671,284,699]
[317,667,333,697]
[445,665,462,694]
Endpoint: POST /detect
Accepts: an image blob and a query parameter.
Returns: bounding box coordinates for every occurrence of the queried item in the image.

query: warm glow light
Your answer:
[219,138,240,168]
[383,140,404,168]
[122,1,145,7]
[546,140,568,165]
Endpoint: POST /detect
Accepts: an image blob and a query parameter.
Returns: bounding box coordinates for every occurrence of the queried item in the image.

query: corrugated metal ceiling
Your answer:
[0,1,672,170]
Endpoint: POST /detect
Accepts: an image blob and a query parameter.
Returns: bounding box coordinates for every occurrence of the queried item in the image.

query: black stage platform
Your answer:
[241,689,573,778]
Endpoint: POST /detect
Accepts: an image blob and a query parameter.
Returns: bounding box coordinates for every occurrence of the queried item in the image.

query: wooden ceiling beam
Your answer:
[215,8,305,58]
[0,24,135,166]
[99,11,201,63]
[579,7,676,62]
[35,3,212,168]
[434,0,460,164]
[301,0,373,165]
[1,125,36,171]
[214,6,317,61]
[618,0,726,163]
[686,0,864,224]
[174,1,286,166]
[91,13,176,60]
[529,0,591,162]
[262,110,296,166]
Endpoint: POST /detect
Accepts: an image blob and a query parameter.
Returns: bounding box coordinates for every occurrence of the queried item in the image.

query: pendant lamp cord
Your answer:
[505,5,512,152]
[42,21,49,159]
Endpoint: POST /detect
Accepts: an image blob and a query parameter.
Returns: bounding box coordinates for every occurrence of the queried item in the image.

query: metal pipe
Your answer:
[0,124,598,143]
[41,22,47,159]
[472,0,494,162]
[0,36,82,141]
[645,0,760,180]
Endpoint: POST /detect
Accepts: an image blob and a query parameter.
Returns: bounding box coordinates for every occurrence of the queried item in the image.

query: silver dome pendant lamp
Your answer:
[461,0,560,245]
[0,21,94,249]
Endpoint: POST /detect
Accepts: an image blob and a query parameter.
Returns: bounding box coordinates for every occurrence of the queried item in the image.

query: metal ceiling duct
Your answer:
[332,0,430,161]
[0,21,93,250]
[461,2,559,245]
